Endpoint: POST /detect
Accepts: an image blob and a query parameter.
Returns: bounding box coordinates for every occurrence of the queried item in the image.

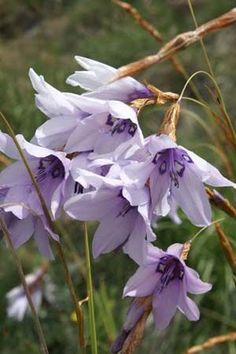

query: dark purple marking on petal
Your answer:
[106,114,115,126]
[74,182,84,194]
[128,123,137,137]
[36,155,65,183]
[159,160,167,175]
[154,148,195,188]
[128,87,154,101]
[156,255,185,291]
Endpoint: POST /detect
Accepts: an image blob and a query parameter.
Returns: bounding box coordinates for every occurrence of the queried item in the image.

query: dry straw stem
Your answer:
[206,187,236,219]
[112,8,236,80]
[185,332,236,354]
[0,153,11,166]
[215,223,236,284]
[113,0,189,76]
[121,296,152,354]
[131,85,179,112]
[159,102,181,141]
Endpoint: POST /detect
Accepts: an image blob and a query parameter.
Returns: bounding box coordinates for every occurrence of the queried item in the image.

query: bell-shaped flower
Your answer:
[0,132,71,257]
[29,69,143,154]
[6,265,48,321]
[65,184,155,263]
[124,243,212,330]
[122,134,236,226]
[66,56,153,102]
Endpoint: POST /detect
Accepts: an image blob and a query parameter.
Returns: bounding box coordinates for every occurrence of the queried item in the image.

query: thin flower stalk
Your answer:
[0,111,86,349]
[112,8,236,80]
[113,0,205,101]
[187,0,236,147]
[0,217,49,354]
[84,222,98,354]
[206,188,236,219]
[215,223,236,285]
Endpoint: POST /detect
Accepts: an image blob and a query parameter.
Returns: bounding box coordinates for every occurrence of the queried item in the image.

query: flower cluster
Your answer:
[1,56,235,332]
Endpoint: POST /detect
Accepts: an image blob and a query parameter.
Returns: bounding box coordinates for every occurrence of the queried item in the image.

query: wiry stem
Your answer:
[187,0,236,146]
[215,223,236,285]
[0,111,86,349]
[0,218,49,354]
[112,8,236,80]
[84,222,97,354]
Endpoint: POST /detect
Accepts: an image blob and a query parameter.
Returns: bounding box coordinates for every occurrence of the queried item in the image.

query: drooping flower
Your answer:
[64,184,155,263]
[124,243,212,330]
[66,56,153,102]
[0,132,71,257]
[122,134,236,226]
[29,69,143,154]
[6,265,48,321]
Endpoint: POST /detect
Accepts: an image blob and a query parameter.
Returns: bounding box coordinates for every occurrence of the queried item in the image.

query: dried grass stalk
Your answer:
[113,0,188,76]
[121,296,152,354]
[185,332,236,353]
[159,102,180,141]
[112,8,236,80]
[206,188,236,219]
[215,223,236,284]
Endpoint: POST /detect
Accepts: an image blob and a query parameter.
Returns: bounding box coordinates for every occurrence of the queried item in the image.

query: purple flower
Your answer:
[6,266,48,321]
[124,243,212,330]
[0,132,71,257]
[65,185,155,263]
[29,69,143,154]
[66,56,153,102]
[122,134,236,226]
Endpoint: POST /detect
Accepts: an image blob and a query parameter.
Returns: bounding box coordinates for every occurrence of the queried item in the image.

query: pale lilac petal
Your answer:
[123,264,158,297]
[178,283,200,321]
[167,243,184,258]
[7,296,28,321]
[145,243,164,264]
[35,117,76,149]
[108,101,137,123]
[92,208,137,258]
[149,165,170,216]
[9,215,34,248]
[34,219,54,259]
[148,134,177,155]
[0,131,21,160]
[64,189,121,220]
[121,159,154,188]
[123,215,148,265]
[64,113,107,153]
[4,185,30,219]
[186,149,236,188]
[122,186,149,207]
[67,56,116,88]
[185,267,212,294]
[172,165,212,226]
[0,161,28,187]
[153,280,180,330]
[29,68,78,119]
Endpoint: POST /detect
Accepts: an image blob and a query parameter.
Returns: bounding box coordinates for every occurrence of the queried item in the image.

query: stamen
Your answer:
[156,255,185,291]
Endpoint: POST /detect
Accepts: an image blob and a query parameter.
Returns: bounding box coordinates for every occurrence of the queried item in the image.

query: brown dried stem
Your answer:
[206,188,236,219]
[113,8,236,80]
[184,332,236,354]
[215,223,236,284]
[113,0,190,77]
[121,296,152,354]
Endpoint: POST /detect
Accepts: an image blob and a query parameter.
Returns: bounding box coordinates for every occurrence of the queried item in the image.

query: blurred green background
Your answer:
[0,0,235,353]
